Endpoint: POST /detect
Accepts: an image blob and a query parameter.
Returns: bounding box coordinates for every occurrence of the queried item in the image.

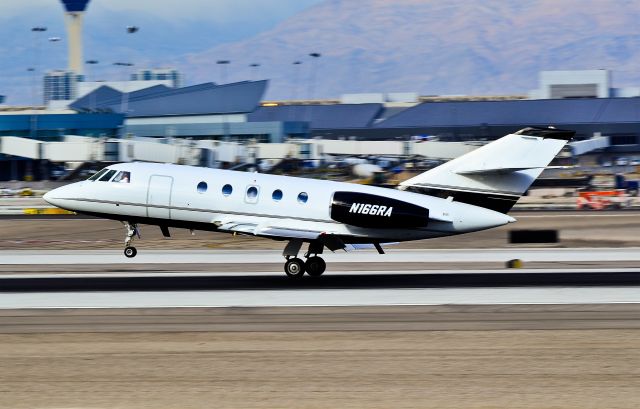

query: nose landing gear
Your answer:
[123,221,139,258]
[124,246,137,258]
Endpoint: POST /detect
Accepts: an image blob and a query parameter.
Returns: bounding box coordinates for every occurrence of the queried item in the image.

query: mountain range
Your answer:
[178,0,640,99]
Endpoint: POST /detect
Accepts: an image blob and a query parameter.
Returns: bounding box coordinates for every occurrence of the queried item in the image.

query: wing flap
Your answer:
[259,227,323,240]
[456,165,572,175]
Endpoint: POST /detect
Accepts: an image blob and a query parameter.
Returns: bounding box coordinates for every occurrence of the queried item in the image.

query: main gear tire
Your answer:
[305,256,326,277]
[284,257,306,278]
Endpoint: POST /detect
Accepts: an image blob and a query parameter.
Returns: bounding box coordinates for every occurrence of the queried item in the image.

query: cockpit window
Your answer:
[98,169,117,182]
[112,171,131,183]
[88,168,108,181]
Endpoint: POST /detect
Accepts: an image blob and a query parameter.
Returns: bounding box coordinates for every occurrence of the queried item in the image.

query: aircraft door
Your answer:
[147,175,173,219]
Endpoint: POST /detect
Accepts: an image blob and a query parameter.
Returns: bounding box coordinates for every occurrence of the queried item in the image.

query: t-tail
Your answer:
[399,127,574,213]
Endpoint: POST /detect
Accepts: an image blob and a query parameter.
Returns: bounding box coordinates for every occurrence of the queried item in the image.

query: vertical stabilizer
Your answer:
[399,127,574,213]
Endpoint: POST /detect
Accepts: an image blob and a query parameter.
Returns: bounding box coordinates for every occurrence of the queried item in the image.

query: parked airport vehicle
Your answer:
[44,127,573,277]
[576,190,633,210]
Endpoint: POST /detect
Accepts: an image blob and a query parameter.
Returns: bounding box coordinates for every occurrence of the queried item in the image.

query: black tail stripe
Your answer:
[406,186,519,214]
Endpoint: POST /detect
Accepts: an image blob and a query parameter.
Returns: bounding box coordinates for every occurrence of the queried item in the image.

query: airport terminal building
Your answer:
[1,75,639,180]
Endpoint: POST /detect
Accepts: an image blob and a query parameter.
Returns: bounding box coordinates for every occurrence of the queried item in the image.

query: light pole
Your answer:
[217,60,230,84]
[48,36,62,72]
[307,52,321,102]
[306,53,321,128]
[30,25,47,184]
[85,59,99,80]
[113,62,134,114]
[249,63,260,81]
[85,60,99,110]
[31,26,47,107]
[291,61,303,121]
[216,60,231,140]
[292,61,302,100]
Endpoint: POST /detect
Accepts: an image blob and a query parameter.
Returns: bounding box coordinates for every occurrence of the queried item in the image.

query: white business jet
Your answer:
[44,127,573,277]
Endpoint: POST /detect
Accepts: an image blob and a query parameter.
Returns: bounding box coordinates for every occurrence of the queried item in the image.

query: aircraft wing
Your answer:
[257,227,351,251]
[216,220,391,252]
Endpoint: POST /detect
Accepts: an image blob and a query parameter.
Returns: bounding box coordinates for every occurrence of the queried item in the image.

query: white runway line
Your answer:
[2,248,640,265]
[2,287,639,309]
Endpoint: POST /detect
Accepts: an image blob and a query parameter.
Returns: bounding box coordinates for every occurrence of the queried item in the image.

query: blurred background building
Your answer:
[43,70,84,104]
[131,68,182,88]
[0,0,639,186]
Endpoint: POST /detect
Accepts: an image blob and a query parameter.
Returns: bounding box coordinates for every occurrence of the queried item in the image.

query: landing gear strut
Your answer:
[282,239,326,278]
[123,221,139,258]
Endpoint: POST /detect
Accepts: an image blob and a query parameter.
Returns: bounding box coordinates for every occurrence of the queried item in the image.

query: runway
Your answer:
[1,248,639,408]
[1,248,639,308]
[3,247,640,264]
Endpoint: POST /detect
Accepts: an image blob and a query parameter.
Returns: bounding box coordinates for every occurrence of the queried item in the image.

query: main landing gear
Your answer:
[283,240,326,278]
[123,221,139,258]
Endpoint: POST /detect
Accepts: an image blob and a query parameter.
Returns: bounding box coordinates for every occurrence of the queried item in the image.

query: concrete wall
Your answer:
[316,140,405,156]
[411,141,478,159]
[532,70,611,99]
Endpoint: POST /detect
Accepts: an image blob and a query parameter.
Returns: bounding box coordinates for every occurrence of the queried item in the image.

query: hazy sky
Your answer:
[2,0,323,22]
[0,0,323,104]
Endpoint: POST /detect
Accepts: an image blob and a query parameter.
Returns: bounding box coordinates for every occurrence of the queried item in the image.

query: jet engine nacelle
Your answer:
[330,191,429,229]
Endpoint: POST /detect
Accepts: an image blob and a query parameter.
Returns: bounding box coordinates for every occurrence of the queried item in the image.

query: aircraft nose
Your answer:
[43,184,76,208]
[42,190,53,204]
[42,189,56,205]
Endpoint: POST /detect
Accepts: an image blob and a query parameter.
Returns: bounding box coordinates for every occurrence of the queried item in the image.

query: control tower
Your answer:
[60,0,91,75]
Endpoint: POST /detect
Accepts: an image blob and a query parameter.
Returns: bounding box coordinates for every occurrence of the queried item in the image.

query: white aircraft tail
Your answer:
[399,127,574,213]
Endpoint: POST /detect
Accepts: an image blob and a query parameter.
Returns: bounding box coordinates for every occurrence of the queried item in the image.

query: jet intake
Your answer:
[330,191,429,229]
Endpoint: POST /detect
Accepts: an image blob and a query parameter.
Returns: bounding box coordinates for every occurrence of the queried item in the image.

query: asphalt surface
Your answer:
[1,304,639,333]
[0,239,638,407]
[1,305,639,408]
[1,269,640,292]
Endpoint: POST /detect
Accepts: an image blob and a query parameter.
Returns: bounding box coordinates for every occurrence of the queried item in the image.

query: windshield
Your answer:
[87,168,109,181]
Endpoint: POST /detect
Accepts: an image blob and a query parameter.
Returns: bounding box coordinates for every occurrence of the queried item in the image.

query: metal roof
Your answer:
[71,81,268,117]
[248,103,383,129]
[70,86,122,113]
[374,98,640,128]
[78,84,172,109]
